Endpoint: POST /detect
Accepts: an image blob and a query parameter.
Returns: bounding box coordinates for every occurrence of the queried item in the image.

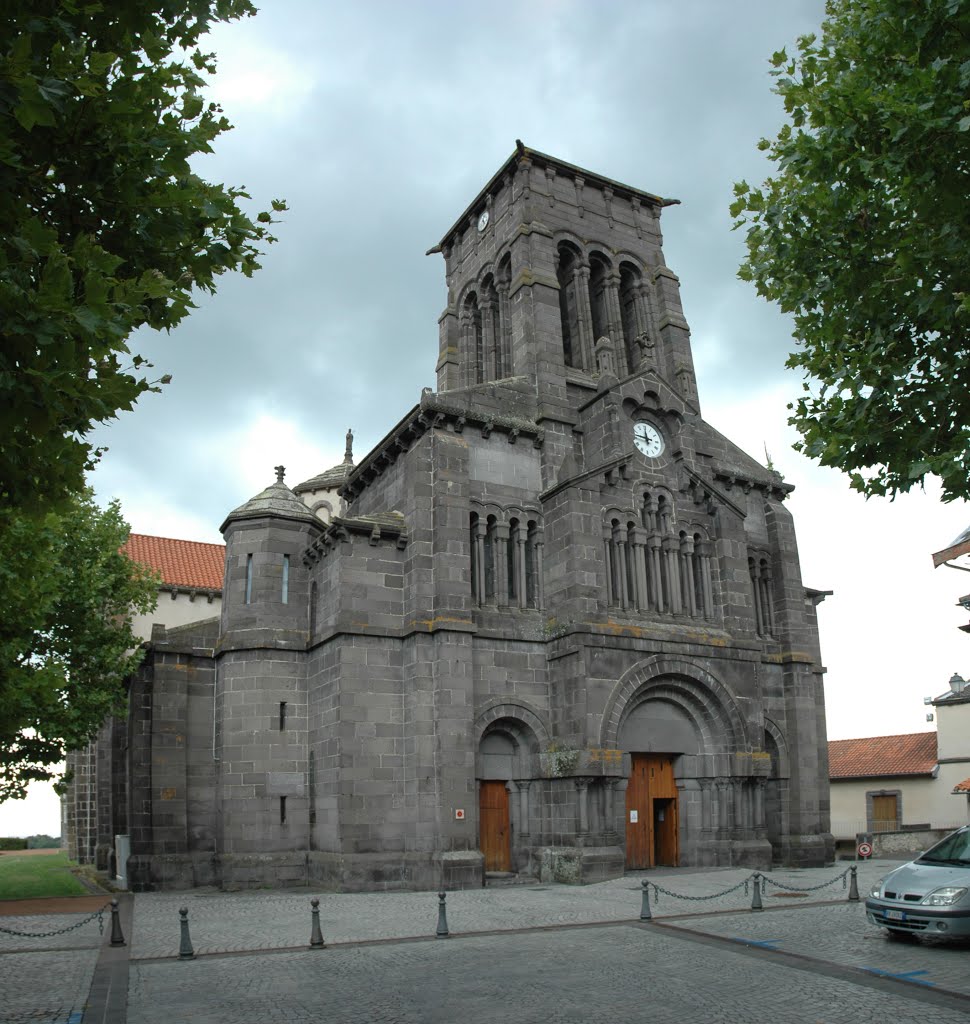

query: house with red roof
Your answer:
[123,534,226,639]
[829,674,970,843]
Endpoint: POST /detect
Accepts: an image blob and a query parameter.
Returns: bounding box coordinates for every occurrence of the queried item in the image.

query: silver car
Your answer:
[866,824,970,939]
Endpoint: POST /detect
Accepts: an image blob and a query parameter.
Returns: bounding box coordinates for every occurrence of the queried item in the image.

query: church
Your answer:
[64,144,835,891]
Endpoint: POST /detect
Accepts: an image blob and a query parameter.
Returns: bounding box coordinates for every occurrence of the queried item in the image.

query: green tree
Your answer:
[0,491,159,801]
[731,0,970,502]
[0,1,285,508]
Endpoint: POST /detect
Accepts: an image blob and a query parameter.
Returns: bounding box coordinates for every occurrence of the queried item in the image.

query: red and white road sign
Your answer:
[858,841,873,858]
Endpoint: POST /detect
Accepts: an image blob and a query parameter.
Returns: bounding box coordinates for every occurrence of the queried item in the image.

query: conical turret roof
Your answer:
[220,466,318,533]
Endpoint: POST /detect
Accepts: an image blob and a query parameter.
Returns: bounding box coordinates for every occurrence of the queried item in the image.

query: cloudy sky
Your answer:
[5,0,969,836]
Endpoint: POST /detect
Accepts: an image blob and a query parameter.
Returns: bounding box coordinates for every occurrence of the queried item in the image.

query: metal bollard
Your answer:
[109,897,126,946]
[639,879,653,921]
[309,897,325,948]
[848,866,859,902]
[750,872,763,911]
[436,891,449,938]
[178,907,195,960]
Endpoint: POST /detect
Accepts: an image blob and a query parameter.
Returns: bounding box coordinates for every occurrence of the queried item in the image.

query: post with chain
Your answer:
[178,907,195,960]
[436,892,449,938]
[639,879,653,920]
[109,898,126,946]
[848,866,859,902]
[750,872,763,911]
[309,897,325,948]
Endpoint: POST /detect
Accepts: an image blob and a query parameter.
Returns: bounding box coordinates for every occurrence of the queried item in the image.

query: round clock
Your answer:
[477,209,489,232]
[633,422,664,458]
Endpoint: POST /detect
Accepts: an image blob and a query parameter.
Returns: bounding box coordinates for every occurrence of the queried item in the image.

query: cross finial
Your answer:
[344,428,354,465]
[274,465,285,483]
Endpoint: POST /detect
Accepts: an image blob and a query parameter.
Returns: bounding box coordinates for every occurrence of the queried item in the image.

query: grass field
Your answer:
[0,851,89,900]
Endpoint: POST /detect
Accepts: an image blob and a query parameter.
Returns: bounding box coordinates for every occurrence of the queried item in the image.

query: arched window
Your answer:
[497,254,513,378]
[619,262,641,374]
[588,254,610,344]
[462,291,483,385]
[556,243,583,368]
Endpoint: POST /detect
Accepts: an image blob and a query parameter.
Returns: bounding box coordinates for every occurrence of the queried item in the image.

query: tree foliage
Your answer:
[0,1,285,507]
[0,491,158,801]
[731,0,970,502]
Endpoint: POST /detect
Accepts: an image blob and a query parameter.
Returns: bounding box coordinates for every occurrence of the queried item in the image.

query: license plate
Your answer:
[886,910,906,921]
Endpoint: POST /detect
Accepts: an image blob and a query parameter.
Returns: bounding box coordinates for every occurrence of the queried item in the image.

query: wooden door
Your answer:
[871,794,898,833]
[626,754,679,869]
[479,781,511,871]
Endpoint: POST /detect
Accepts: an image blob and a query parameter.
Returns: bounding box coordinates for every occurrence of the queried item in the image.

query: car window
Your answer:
[918,828,970,864]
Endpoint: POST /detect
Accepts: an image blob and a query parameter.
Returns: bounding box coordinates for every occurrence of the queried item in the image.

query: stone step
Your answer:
[484,872,539,887]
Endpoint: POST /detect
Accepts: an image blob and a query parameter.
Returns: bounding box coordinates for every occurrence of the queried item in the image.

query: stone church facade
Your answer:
[66,144,834,891]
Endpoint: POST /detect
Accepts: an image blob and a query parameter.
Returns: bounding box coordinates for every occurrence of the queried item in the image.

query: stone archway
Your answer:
[600,656,768,868]
[475,710,544,874]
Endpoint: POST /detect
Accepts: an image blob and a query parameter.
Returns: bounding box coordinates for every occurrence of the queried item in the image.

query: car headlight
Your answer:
[921,887,967,907]
[869,882,883,898]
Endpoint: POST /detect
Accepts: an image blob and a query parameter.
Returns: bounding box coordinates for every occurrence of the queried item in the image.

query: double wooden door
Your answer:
[479,780,511,871]
[625,753,679,869]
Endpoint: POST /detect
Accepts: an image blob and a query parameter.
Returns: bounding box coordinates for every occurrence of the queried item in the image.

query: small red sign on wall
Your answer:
[455,809,465,820]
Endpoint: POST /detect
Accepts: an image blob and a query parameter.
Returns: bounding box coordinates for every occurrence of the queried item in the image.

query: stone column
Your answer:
[648,536,664,611]
[663,536,682,614]
[733,780,745,835]
[496,280,512,378]
[575,779,590,834]
[762,567,776,635]
[604,271,624,372]
[474,519,487,605]
[533,532,545,610]
[515,522,528,609]
[603,528,616,606]
[614,778,629,836]
[698,542,715,619]
[681,534,697,617]
[630,527,649,612]
[717,778,734,835]
[575,263,595,371]
[482,295,497,382]
[700,779,713,833]
[613,524,629,610]
[493,521,510,608]
[516,779,532,836]
[750,561,764,635]
[754,778,767,832]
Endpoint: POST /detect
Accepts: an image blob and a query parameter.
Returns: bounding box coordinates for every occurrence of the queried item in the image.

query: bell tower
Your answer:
[430,142,700,421]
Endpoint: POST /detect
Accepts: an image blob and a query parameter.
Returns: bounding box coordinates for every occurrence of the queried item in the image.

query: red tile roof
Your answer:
[124,534,225,591]
[829,733,938,780]
[954,778,970,794]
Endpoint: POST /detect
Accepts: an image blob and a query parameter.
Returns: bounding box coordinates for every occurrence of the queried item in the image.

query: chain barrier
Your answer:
[759,868,849,894]
[0,904,107,939]
[644,866,852,906]
[648,877,751,903]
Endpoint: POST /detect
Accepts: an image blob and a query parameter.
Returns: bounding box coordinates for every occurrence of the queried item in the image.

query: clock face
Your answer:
[477,209,489,232]
[633,422,664,458]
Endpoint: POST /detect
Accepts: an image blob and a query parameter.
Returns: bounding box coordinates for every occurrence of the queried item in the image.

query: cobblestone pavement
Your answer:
[127,924,970,1024]
[6,859,968,1023]
[661,901,970,997]
[128,860,889,959]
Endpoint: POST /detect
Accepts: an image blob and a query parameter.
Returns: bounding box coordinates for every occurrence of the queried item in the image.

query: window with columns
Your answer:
[603,493,715,620]
[460,258,513,386]
[556,243,657,378]
[748,553,775,637]
[470,511,543,609]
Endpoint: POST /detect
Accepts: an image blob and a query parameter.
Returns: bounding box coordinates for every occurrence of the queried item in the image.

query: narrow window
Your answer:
[279,796,287,825]
[245,553,253,604]
[279,701,287,731]
[282,554,290,604]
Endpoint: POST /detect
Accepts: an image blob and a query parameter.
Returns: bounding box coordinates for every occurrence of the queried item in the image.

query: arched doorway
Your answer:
[618,699,699,868]
[477,716,539,873]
